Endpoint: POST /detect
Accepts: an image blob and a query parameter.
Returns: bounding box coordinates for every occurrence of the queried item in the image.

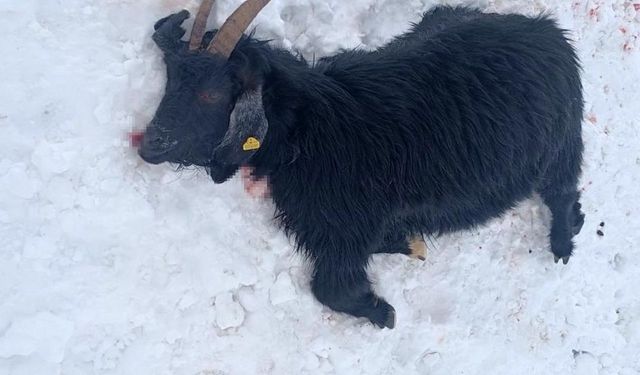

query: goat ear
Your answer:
[211,86,268,165]
[152,10,189,53]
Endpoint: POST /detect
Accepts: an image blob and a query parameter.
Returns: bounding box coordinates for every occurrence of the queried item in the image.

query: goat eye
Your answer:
[198,92,222,103]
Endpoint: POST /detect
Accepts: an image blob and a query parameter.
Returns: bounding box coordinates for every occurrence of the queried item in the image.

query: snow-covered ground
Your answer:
[1,0,639,374]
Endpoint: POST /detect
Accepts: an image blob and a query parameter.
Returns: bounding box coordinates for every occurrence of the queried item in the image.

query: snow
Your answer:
[0,312,74,363]
[0,0,639,374]
[215,292,246,330]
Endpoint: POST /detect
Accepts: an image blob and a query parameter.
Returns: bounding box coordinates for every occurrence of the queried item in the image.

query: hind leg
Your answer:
[540,189,584,264]
[538,120,584,264]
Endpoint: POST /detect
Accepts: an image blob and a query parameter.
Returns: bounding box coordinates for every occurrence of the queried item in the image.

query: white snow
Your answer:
[269,272,297,306]
[1,0,639,374]
[215,292,246,330]
[0,312,74,363]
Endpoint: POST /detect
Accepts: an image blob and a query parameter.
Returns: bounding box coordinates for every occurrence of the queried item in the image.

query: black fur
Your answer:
[140,6,585,328]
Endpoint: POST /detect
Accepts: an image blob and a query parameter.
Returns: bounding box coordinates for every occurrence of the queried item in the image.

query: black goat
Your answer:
[139,1,585,329]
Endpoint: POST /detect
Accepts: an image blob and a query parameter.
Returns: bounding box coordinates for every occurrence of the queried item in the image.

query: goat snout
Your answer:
[137,127,178,164]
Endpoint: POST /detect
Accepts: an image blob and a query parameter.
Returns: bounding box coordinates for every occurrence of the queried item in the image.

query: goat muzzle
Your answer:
[137,126,179,164]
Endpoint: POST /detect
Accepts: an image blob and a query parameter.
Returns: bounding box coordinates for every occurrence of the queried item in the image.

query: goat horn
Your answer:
[207,0,271,58]
[189,0,216,51]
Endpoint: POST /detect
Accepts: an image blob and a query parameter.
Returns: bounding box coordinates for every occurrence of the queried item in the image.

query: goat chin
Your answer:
[207,163,238,184]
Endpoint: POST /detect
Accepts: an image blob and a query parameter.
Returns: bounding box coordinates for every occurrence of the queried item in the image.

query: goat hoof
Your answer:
[408,237,427,261]
[370,300,396,329]
[554,255,571,265]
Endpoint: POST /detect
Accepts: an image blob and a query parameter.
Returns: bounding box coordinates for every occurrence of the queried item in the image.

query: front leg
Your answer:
[311,254,396,329]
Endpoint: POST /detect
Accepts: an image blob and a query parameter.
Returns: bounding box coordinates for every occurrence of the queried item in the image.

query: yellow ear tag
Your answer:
[242,136,261,151]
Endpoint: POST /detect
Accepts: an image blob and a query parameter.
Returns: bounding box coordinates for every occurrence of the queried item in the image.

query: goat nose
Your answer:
[137,128,177,164]
[141,127,175,150]
[142,133,165,149]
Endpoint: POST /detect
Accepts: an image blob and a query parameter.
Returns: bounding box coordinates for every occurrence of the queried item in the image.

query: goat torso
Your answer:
[253,6,583,257]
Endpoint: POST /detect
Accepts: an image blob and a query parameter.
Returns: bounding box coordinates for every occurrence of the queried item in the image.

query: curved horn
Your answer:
[189,0,216,51]
[207,0,271,58]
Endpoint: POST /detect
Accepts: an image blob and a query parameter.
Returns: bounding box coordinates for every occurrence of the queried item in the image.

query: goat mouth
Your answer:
[176,157,211,168]
[138,147,174,165]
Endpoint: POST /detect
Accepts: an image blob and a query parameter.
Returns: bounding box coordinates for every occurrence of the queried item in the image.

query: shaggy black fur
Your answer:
[139,6,585,328]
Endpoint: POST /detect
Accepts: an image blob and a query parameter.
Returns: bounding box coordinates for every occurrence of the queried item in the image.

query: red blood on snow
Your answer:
[129,131,144,148]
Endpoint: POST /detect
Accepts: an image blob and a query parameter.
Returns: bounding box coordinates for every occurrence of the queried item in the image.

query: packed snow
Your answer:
[1,0,639,374]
